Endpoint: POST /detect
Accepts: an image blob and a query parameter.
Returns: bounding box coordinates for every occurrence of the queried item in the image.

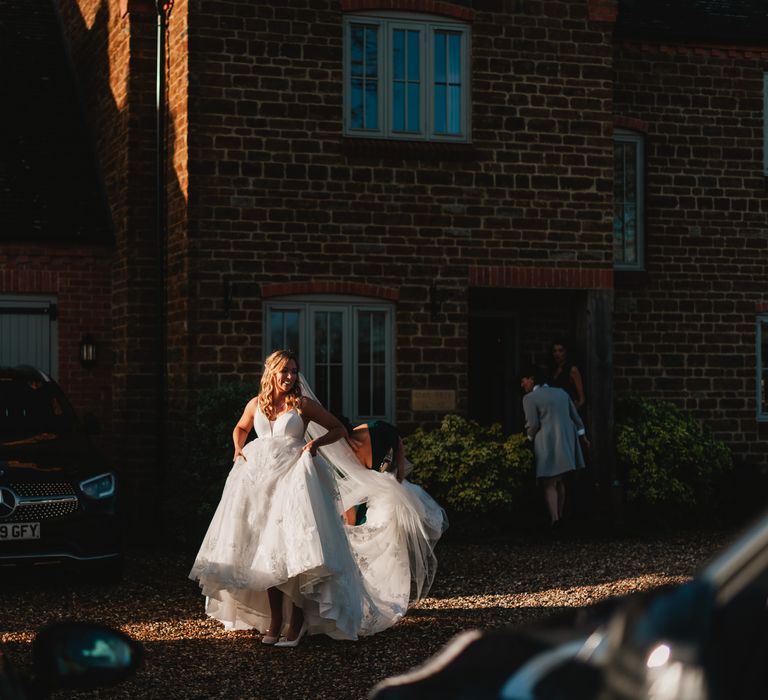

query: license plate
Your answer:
[0,522,41,541]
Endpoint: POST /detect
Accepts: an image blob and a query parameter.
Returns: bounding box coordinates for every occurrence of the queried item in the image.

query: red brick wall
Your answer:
[613,40,768,465]
[184,0,616,424]
[58,0,167,505]
[0,245,113,443]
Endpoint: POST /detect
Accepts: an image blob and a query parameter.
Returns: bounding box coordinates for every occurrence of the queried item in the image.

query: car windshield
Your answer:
[0,378,77,441]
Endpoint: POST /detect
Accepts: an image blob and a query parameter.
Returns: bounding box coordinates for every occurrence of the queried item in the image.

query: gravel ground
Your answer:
[1,530,733,700]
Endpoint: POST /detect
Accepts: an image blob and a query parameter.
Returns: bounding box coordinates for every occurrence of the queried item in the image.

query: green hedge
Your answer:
[404,414,534,515]
[615,395,733,515]
[167,387,735,543]
[166,382,255,547]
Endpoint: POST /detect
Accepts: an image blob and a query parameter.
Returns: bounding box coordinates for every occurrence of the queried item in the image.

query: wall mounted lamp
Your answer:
[79,335,97,368]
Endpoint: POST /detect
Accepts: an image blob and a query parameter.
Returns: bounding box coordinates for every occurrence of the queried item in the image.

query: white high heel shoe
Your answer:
[261,625,283,645]
[274,621,308,648]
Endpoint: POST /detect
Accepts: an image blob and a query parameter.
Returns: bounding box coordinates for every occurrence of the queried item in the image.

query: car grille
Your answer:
[8,482,76,497]
[1,482,79,522]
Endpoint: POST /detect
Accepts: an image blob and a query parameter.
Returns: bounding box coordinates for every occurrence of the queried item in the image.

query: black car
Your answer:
[369,511,768,700]
[0,366,121,578]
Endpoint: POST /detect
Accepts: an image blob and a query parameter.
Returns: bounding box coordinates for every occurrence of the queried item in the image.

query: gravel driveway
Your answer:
[1,531,731,699]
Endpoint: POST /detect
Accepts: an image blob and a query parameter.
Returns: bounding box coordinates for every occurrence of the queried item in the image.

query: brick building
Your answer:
[3,0,768,518]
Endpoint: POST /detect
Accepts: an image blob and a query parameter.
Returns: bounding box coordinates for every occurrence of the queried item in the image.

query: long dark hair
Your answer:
[549,337,574,378]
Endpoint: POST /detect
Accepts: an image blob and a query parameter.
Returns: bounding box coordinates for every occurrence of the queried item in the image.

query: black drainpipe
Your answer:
[156,1,173,499]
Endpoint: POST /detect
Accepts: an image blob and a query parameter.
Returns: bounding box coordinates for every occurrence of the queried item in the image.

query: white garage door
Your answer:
[0,296,58,378]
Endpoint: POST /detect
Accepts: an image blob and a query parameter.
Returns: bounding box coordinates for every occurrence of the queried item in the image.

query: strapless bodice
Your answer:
[253,408,305,440]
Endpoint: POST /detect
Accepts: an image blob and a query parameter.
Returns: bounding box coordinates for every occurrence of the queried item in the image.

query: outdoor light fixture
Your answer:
[79,335,97,368]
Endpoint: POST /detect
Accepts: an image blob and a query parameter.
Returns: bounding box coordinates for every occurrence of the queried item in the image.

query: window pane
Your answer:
[270,310,300,355]
[434,31,462,136]
[365,81,378,129]
[393,82,405,131]
[314,311,344,411]
[285,312,299,354]
[613,140,639,265]
[762,319,768,415]
[270,311,284,353]
[434,84,446,133]
[350,24,378,130]
[358,314,371,358]
[357,364,371,416]
[407,84,420,131]
[392,28,420,134]
[448,33,461,82]
[373,366,386,415]
[372,312,386,363]
[624,204,637,263]
[351,25,365,77]
[435,32,446,82]
[448,85,461,133]
[365,27,378,78]
[351,79,364,128]
[407,30,420,81]
[330,313,343,363]
[393,29,405,80]
[330,365,343,416]
[357,310,387,417]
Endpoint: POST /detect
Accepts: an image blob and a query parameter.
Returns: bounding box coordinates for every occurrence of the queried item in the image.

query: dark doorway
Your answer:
[468,311,519,433]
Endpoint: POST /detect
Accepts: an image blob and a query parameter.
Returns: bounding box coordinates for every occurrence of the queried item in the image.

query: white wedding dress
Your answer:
[189,383,448,639]
[189,407,366,639]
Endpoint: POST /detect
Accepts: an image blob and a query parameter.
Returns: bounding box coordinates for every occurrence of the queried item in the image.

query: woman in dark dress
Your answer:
[548,338,586,411]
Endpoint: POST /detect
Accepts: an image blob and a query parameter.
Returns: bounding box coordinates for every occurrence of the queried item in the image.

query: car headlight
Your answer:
[79,473,116,499]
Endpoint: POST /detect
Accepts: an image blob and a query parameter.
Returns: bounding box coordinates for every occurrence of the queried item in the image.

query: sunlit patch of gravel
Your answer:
[0,531,733,699]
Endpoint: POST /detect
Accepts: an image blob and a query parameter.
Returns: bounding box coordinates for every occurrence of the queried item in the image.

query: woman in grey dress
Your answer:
[520,366,590,527]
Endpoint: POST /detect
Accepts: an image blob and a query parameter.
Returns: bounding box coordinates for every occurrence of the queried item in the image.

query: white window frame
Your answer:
[343,12,471,143]
[614,128,646,271]
[757,314,768,421]
[763,72,768,176]
[264,296,395,423]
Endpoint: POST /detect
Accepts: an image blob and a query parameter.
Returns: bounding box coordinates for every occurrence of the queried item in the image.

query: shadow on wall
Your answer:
[57,0,188,540]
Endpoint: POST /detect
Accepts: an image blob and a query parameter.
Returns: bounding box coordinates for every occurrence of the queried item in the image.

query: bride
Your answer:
[189,349,448,644]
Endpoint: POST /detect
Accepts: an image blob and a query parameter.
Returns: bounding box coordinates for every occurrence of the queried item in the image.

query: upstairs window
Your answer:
[343,13,471,142]
[614,129,645,271]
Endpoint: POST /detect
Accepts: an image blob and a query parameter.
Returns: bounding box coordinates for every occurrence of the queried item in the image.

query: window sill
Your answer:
[614,269,648,288]
[341,138,478,161]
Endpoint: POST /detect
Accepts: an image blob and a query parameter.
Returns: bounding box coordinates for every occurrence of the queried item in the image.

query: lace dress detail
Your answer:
[188,408,366,640]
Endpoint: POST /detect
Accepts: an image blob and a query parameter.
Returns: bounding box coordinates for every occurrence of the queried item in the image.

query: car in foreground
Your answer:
[0,621,143,698]
[0,366,121,578]
[369,510,768,700]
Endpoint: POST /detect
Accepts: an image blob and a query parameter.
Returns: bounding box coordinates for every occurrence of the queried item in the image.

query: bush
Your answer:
[165,382,255,547]
[615,396,733,517]
[404,414,534,516]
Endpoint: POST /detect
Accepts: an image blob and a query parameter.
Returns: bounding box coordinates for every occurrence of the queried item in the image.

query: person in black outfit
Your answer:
[548,338,586,412]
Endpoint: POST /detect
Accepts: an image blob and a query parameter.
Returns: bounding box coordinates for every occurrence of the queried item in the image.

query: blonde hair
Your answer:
[258,350,302,419]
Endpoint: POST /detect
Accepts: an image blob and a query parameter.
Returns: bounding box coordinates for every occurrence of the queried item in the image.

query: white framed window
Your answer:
[614,129,645,270]
[757,315,768,421]
[264,297,395,423]
[763,72,768,176]
[343,12,471,142]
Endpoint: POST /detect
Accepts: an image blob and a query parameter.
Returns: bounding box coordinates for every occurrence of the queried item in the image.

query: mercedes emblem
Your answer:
[0,487,17,518]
